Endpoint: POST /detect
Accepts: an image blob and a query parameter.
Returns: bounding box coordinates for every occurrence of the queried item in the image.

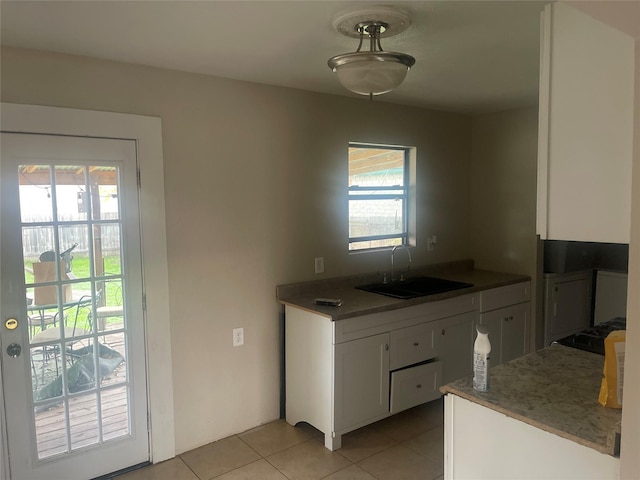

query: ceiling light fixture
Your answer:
[328,6,416,98]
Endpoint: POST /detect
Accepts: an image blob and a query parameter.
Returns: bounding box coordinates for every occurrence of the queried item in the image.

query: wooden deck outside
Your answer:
[31,323,131,459]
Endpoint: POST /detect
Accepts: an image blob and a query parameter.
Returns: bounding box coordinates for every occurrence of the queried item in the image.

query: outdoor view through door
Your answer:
[23,164,129,458]
[1,132,149,480]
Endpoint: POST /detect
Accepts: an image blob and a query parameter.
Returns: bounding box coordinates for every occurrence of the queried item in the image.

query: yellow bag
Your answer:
[598,330,626,408]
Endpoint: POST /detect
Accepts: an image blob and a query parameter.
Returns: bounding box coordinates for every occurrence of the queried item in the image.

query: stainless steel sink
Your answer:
[355,276,473,299]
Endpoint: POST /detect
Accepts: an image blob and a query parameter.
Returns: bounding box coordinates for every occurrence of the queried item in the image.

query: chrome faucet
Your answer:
[391,245,412,282]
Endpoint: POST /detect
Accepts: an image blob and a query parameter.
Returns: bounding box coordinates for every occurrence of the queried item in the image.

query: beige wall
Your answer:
[469,107,538,274]
[620,37,640,480]
[1,46,475,453]
[469,107,539,347]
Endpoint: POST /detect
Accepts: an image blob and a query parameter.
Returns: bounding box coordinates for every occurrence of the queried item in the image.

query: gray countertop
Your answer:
[441,344,622,457]
[276,259,530,321]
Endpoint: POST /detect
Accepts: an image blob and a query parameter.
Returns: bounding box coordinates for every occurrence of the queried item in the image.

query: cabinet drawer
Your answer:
[389,322,439,371]
[390,361,442,414]
[480,282,530,312]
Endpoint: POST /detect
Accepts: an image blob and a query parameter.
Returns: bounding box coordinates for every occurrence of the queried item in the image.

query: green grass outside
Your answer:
[25,255,123,332]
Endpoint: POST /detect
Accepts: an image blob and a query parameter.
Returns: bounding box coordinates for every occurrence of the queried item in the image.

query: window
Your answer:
[348,143,412,251]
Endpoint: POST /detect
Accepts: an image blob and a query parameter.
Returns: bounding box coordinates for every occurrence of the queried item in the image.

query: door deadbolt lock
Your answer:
[5,318,18,330]
[7,343,21,358]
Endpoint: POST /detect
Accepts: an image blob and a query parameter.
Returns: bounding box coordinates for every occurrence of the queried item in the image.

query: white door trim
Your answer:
[0,103,175,469]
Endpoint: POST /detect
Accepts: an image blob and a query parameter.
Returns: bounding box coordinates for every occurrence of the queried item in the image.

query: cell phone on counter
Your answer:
[314,298,343,307]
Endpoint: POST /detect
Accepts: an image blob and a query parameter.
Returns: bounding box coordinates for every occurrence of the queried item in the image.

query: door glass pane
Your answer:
[64,341,98,395]
[69,393,99,449]
[19,165,53,223]
[91,166,120,221]
[94,223,122,276]
[35,402,69,459]
[59,224,87,281]
[56,165,88,222]
[23,225,56,286]
[99,333,127,385]
[31,343,63,399]
[102,386,129,441]
[18,162,134,460]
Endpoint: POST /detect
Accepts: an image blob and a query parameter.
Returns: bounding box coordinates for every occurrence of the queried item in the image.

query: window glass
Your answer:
[348,145,410,251]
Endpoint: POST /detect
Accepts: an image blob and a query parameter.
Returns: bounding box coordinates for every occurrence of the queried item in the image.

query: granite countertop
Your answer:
[276,259,530,321]
[441,344,622,457]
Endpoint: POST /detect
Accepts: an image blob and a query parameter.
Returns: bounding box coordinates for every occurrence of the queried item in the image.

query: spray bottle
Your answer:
[473,325,491,392]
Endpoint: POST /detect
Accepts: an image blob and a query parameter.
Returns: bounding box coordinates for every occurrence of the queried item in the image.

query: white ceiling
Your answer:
[1,1,637,114]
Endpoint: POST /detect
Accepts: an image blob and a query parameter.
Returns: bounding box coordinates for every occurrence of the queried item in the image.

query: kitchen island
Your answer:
[441,344,621,479]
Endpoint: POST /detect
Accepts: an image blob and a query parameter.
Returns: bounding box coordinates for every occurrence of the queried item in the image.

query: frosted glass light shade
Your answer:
[335,60,409,95]
[329,52,415,96]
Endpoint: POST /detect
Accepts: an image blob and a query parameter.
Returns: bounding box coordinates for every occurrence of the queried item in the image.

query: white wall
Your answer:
[469,107,539,348]
[0,46,474,454]
[620,36,640,480]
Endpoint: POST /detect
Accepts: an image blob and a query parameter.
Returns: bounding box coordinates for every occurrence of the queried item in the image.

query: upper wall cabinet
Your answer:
[536,2,635,244]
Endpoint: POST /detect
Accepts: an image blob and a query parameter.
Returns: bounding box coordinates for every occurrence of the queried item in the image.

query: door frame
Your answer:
[0,103,175,478]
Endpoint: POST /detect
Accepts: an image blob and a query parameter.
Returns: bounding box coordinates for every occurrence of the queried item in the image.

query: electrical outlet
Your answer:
[233,327,244,347]
[427,235,437,251]
[314,257,325,274]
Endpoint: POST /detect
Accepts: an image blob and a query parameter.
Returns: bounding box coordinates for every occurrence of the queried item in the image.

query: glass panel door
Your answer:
[1,133,148,480]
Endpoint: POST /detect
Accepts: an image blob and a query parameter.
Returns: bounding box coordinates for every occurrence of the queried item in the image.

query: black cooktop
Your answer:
[556,317,626,355]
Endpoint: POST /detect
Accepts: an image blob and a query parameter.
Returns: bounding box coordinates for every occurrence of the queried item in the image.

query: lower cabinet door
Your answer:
[479,308,505,366]
[334,333,390,431]
[390,361,443,414]
[439,312,477,384]
[502,302,528,364]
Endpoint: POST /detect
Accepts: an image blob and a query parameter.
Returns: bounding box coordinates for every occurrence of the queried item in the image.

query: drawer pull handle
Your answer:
[416,384,422,389]
[413,342,420,347]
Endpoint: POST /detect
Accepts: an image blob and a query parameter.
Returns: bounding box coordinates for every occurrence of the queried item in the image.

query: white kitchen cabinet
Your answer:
[536,2,635,243]
[479,282,531,366]
[501,303,528,363]
[334,333,390,432]
[594,270,628,325]
[479,311,504,366]
[285,293,477,450]
[438,312,476,384]
[543,270,592,345]
[482,303,529,365]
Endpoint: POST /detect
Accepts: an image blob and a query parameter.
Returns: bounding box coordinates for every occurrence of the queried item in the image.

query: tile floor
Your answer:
[115,398,445,480]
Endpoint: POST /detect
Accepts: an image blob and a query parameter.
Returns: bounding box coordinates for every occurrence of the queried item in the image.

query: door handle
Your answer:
[6,343,21,358]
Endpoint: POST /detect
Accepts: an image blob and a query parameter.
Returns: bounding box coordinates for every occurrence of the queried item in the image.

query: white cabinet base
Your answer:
[285,294,478,451]
[286,283,530,451]
[444,395,619,479]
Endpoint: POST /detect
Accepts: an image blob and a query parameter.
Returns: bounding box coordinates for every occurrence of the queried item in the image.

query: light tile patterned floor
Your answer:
[115,398,444,480]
